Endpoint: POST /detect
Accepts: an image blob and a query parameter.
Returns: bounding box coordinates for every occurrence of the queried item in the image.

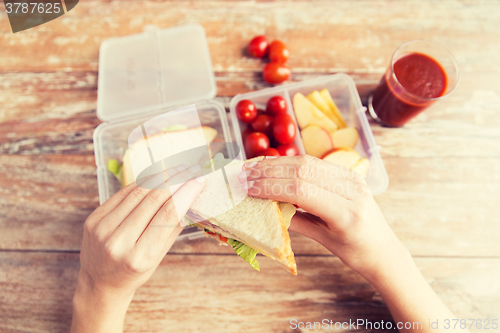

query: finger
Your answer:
[88,181,140,222]
[136,176,206,256]
[239,163,364,199]
[114,165,204,243]
[160,223,184,257]
[288,212,331,244]
[97,164,197,235]
[243,155,367,185]
[90,166,178,225]
[243,177,352,223]
[136,163,190,189]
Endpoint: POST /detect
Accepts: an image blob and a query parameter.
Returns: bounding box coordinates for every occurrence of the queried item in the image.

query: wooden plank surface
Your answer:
[1,252,498,333]
[1,0,500,73]
[2,71,500,157]
[1,154,499,257]
[1,0,500,331]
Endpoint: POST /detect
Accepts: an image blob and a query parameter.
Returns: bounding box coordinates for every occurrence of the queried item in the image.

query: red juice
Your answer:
[371,52,448,127]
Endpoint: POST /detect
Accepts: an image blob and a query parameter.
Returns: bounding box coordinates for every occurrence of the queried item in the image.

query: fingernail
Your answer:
[244,161,259,169]
[195,175,206,183]
[177,164,189,171]
[180,218,186,227]
[238,170,252,182]
[266,156,278,159]
[188,164,201,173]
[241,180,254,191]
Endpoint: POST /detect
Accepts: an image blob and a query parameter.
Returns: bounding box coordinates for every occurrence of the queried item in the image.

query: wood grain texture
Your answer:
[1,1,500,331]
[1,155,499,258]
[0,252,498,333]
[0,155,97,250]
[1,0,500,73]
[2,70,499,156]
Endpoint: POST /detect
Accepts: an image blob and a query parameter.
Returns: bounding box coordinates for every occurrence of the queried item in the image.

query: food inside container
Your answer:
[94,24,232,241]
[95,24,388,248]
[94,101,237,241]
[229,74,389,195]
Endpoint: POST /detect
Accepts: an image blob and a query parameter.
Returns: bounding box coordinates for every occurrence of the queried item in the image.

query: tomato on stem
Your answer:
[273,113,297,144]
[268,40,289,63]
[248,35,268,58]
[236,100,257,123]
[276,143,300,156]
[259,147,281,157]
[266,95,288,116]
[245,132,270,158]
[251,114,274,136]
[263,62,291,84]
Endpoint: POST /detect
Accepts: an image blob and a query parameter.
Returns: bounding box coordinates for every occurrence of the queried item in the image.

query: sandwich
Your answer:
[108,126,297,274]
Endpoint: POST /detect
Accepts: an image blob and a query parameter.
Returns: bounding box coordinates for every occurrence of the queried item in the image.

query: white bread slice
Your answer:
[190,157,297,275]
[122,149,134,186]
[122,126,217,186]
[122,136,297,274]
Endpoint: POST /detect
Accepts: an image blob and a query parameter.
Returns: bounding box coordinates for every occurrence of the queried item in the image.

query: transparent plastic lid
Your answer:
[97,24,217,122]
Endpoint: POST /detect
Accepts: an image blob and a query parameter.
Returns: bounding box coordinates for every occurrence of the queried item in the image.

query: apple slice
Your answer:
[306,91,330,115]
[202,126,218,143]
[322,148,361,169]
[293,93,338,132]
[331,127,359,149]
[319,89,347,128]
[307,91,343,128]
[301,125,334,158]
[292,93,312,128]
[351,158,370,177]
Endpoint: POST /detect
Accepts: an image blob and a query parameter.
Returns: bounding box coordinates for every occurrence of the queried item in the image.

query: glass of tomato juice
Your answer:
[368,40,460,127]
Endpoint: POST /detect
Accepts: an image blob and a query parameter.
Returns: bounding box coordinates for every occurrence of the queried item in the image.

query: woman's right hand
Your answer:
[240,155,410,281]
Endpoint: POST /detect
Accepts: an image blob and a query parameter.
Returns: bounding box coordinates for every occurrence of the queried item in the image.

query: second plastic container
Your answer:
[230,74,389,195]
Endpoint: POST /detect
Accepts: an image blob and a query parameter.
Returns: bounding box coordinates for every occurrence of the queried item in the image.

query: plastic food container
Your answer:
[93,24,233,241]
[229,74,389,195]
[94,25,388,244]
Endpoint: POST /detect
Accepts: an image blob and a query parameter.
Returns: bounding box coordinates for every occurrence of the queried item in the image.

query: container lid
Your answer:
[97,24,217,122]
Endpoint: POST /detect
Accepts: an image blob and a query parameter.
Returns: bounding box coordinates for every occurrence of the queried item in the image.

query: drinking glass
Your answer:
[368,40,460,127]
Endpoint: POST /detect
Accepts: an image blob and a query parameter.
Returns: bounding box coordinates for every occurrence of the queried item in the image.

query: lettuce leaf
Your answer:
[227,239,260,271]
[107,159,124,186]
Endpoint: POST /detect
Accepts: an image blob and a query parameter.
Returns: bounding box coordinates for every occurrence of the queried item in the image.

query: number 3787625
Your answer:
[5,2,62,14]
[444,319,498,330]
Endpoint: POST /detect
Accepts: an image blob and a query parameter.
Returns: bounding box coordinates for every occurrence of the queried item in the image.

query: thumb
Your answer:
[289,211,329,244]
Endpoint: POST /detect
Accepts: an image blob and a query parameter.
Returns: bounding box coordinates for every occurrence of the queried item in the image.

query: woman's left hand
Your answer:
[71,164,205,333]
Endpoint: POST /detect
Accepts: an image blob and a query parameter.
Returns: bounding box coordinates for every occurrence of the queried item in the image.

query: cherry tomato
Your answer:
[242,127,253,143]
[276,143,299,156]
[236,100,257,123]
[266,95,288,116]
[251,114,274,136]
[245,132,270,158]
[248,35,268,58]
[259,147,281,157]
[273,113,297,144]
[268,40,289,63]
[263,62,291,84]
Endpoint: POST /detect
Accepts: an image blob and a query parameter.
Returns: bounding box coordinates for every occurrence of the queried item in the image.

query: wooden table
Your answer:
[1,1,499,332]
